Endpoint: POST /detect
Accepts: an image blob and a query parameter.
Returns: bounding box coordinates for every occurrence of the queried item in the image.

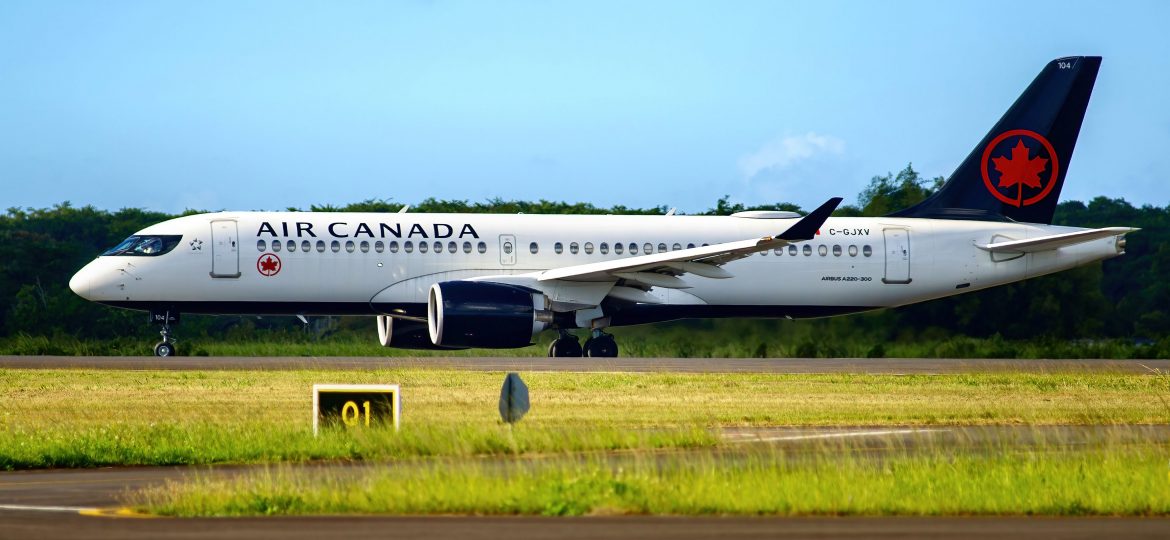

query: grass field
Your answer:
[1,368,1168,469]
[133,443,1170,517]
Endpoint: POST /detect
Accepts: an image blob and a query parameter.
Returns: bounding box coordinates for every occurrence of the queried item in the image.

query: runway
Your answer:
[2,425,1169,539]
[3,355,1168,373]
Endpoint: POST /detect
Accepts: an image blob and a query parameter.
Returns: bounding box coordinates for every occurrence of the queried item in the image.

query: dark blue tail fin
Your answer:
[890,56,1101,224]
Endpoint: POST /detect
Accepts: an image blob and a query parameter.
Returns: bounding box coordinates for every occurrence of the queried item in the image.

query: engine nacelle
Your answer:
[427,281,551,348]
[376,315,464,350]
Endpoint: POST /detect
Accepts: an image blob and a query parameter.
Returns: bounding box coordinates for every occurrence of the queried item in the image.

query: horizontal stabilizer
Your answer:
[976,227,1138,253]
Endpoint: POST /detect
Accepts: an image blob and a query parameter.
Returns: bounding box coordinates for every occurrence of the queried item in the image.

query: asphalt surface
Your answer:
[3,425,1170,539]
[3,355,1168,373]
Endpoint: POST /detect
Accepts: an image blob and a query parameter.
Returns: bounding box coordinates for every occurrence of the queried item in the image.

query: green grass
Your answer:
[2,368,1168,469]
[3,326,1167,358]
[132,442,1170,517]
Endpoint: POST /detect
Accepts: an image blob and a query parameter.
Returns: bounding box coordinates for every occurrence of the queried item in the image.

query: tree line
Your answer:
[2,164,1167,346]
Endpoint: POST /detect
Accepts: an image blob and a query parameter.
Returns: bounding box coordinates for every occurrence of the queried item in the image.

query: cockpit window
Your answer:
[102,235,183,257]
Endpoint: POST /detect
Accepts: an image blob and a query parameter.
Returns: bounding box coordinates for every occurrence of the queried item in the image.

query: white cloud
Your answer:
[738,132,845,179]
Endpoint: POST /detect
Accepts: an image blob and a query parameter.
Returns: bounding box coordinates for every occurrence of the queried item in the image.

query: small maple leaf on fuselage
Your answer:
[260,257,278,272]
[992,139,1048,190]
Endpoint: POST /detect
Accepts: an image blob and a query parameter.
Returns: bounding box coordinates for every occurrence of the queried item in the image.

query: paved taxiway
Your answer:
[3,425,1169,539]
[2,355,1168,373]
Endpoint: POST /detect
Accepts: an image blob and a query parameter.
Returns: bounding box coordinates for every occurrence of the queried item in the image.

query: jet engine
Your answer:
[427,281,552,348]
[376,315,464,350]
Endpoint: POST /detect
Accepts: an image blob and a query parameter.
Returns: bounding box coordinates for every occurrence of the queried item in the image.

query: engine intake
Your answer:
[428,281,551,348]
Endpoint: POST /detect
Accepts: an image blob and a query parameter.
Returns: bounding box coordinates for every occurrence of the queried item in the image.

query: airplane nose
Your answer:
[69,265,93,299]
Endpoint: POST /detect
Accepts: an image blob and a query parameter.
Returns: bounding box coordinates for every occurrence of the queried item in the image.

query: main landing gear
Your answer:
[547,330,618,358]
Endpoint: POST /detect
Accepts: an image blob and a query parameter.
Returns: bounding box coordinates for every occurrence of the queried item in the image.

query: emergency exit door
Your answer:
[499,234,517,265]
[882,228,911,284]
[210,220,241,278]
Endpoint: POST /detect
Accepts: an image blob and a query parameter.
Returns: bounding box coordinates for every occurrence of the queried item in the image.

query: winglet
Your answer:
[777,197,842,241]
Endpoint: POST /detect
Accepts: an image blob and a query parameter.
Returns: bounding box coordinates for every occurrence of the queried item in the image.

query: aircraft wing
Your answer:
[975,227,1138,253]
[536,197,842,285]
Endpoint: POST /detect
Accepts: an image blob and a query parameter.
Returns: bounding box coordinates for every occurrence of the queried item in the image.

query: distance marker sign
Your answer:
[312,384,400,435]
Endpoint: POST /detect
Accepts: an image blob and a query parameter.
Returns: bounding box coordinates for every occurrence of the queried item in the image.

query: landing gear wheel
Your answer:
[154,341,176,357]
[548,333,582,357]
[583,333,618,358]
[154,322,177,357]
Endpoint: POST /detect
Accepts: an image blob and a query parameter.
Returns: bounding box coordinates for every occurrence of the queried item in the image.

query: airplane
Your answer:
[69,56,1136,358]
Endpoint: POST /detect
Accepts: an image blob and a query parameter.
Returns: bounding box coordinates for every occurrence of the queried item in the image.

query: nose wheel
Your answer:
[154,324,177,357]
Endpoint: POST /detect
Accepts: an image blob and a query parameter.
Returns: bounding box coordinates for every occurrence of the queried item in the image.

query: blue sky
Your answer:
[2,0,1168,214]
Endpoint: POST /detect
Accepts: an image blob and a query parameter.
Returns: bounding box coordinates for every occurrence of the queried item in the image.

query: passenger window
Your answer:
[404,241,414,253]
[448,241,457,253]
[584,242,594,254]
[789,245,797,256]
[503,241,513,254]
[672,243,681,251]
[530,242,539,254]
[257,240,267,252]
[803,244,812,256]
[433,241,442,253]
[555,242,564,254]
[630,243,639,254]
[600,242,609,254]
[345,241,355,253]
[331,240,341,253]
[643,243,652,254]
[832,245,842,257]
[774,247,782,255]
[657,243,667,253]
[687,243,695,249]
[286,240,296,252]
[760,250,767,256]
[818,245,828,256]
[419,242,429,253]
[389,241,399,253]
[375,241,385,253]
[614,243,624,254]
[360,241,370,253]
[301,240,311,253]
[570,242,579,254]
[848,245,858,257]
[863,245,873,257]
[477,242,487,253]
[316,240,326,253]
[272,241,281,253]
[463,242,472,254]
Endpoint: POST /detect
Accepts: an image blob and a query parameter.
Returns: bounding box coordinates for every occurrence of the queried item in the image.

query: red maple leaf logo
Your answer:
[992,139,1048,190]
[258,254,281,276]
[260,257,278,272]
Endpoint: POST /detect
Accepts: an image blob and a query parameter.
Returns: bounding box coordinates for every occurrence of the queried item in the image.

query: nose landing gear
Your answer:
[154,324,177,357]
[150,310,180,357]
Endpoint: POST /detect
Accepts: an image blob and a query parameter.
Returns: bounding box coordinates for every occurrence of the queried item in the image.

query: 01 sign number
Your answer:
[312,384,400,435]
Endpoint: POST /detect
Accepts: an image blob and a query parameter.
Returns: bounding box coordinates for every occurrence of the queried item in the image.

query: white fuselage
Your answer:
[69,211,1124,326]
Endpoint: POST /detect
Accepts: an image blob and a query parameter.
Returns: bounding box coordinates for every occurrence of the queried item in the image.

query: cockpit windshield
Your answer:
[102,235,183,257]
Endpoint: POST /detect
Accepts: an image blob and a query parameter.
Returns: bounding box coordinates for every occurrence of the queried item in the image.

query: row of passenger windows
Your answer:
[257,238,875,259]
[257,239,489,255]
